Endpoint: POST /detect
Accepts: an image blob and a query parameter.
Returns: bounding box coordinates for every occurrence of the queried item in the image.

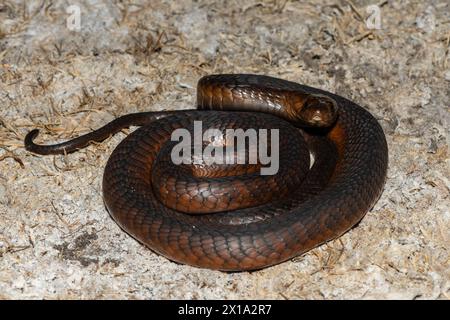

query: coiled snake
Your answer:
[25,74,388,271]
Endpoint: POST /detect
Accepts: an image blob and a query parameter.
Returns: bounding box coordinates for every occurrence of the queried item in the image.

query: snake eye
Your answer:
[298,94,338,127]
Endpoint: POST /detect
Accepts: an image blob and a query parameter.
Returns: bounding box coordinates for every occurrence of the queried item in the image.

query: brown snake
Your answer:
[25,74,388,271]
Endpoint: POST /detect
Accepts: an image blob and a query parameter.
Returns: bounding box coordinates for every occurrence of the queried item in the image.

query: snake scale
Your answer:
[25,74,388,271]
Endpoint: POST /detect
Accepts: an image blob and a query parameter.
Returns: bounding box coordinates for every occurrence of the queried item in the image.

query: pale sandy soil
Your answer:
[0,0,449,299]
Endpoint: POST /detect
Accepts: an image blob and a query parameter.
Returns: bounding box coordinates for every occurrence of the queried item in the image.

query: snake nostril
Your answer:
[312,111,323,122]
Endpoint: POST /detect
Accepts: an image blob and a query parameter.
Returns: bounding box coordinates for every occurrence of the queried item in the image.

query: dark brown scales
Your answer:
[25,74,388,271]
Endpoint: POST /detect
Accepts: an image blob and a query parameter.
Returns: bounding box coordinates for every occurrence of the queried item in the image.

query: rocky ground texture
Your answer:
[0,0,449,299]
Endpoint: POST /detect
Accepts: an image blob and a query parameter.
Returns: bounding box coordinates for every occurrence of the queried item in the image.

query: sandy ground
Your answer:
[0,0,449,299]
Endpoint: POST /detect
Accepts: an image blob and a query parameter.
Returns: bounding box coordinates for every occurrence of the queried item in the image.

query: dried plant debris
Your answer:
[0,0,449,299]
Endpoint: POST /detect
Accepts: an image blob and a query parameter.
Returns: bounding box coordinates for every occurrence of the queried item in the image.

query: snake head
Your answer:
[293,94,338,128]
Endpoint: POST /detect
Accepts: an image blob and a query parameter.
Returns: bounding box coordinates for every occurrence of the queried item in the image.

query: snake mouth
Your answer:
[297,94,339,128]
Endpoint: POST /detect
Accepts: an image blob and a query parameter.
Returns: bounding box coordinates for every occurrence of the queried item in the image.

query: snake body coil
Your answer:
[25,74,388,271]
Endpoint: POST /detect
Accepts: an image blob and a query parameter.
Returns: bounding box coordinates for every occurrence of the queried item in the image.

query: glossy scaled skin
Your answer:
[150,114,311,214]
[25,74,388,271]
